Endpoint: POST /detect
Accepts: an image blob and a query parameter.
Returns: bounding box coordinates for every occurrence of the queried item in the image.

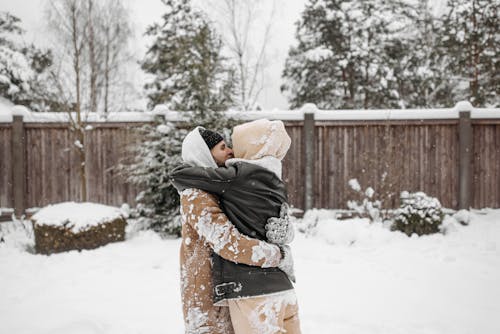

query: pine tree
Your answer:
[0,11,55,112]
[384,0,455,108]
[282,0,416,109]
[0,12,36,104]
[124,119,186,236]
[436,0,499,107]
[128,0,238,236]
[141,0,236,113]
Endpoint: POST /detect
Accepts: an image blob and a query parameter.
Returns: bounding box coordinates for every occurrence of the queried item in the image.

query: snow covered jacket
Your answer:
[176,126,284,333]
[171,159,294,304]
[179,188,285,333]
[173,120,295,305]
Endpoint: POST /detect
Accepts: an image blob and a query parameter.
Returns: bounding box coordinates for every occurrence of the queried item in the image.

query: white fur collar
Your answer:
[225,156,283,180]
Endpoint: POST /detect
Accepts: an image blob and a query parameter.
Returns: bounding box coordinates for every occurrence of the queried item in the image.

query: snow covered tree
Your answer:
[0,12,54,111]
[283,0,498,109]
[124,119,186,236]
[388,0,455,108]
[436,0,499,107]
[282,0,417,109]
[0,12,31,100]
[127,0,242,236]
[142,0,237,113]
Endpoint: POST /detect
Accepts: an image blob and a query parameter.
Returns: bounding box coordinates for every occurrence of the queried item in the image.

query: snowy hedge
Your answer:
[31,202,126,254]
[391,192,444,236]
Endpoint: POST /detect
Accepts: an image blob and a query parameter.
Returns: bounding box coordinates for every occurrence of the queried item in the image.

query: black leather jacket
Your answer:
[170,161,293,303]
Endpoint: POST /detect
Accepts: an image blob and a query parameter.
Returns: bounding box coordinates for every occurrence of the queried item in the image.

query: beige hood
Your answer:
[231,119,291,161]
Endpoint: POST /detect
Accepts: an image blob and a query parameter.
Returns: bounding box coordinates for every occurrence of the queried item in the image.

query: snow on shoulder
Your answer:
[31,202,124,233]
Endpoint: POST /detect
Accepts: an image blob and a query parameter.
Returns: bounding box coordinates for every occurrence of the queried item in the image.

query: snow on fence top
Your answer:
[31,202,124,233]
[0,102,498,123]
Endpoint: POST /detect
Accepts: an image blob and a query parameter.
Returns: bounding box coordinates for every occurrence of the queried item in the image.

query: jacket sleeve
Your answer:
[181,188,282,268]
[169,164,237,196]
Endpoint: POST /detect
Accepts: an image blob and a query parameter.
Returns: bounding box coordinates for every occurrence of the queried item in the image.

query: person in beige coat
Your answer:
[174,120,301,334]
[177,126,287,334]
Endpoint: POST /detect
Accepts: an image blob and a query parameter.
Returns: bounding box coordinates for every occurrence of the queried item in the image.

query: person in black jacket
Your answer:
[170,119,301,334]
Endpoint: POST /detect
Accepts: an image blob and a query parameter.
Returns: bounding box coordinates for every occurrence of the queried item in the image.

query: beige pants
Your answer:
[227,291,301,334]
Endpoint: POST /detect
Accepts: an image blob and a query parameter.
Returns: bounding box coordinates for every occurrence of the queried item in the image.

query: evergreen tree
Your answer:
[436,0,499,107]
[384,0,455,108]
[125,119,186,236]
[142,0,236,112]
[0,11,56,112]
[128,0,238,236]
[0,12,35,104]
[282,0,499,109]
[282,0,414,109]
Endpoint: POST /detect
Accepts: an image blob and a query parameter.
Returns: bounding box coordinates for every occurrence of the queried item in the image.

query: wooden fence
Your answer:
[1,102,499,218]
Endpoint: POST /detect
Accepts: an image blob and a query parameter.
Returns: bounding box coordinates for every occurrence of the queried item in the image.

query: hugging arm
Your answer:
[170,164,237,196]
[181,189,282,268]
[173,165,295,244]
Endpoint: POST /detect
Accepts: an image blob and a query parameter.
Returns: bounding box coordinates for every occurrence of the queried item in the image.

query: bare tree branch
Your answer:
[209,0,276,110]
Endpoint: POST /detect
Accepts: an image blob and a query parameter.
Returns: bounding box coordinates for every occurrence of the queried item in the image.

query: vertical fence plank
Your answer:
[303,106,316,210]
[458,102,473,209]
[0,126,13,208]
[11,115,25,217]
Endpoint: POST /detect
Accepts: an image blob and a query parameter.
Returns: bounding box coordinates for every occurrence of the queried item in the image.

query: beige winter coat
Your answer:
[179,188,283,334]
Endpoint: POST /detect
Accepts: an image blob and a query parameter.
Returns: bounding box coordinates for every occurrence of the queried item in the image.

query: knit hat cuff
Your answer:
[199,128,224,150]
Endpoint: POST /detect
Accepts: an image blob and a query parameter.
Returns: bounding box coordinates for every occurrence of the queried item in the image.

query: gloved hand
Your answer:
[265,203,295,245]
[278,244,296,283]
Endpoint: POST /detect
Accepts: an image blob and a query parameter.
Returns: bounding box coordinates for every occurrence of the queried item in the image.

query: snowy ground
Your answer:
[1,209,499,334]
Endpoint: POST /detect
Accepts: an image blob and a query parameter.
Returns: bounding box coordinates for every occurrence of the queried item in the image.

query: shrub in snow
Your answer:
[347,178,384,222]
[391,191,444,236]
[439,209,471,235]
[452,209,471,226]
[0,215,35,251]
[31,202,126,255]
[296,209,322,236]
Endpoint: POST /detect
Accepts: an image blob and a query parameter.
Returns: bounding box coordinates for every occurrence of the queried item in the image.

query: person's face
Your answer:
[210,140,234,166]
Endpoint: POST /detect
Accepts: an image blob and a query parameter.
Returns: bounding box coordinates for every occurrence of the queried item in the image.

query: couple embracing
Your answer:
[169,119,302,334]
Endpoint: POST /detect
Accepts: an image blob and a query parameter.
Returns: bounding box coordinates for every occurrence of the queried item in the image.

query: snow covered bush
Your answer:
[0,215,34,251]
[391,191,444,236]
[31,202,126,255]
[439,209,471,235]
[347,178,384,222]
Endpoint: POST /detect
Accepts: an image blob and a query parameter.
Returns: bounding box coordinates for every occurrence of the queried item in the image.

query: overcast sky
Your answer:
[1,0,446,110]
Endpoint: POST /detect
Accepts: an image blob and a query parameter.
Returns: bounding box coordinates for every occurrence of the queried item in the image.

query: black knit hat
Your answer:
[199,128,224,150]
